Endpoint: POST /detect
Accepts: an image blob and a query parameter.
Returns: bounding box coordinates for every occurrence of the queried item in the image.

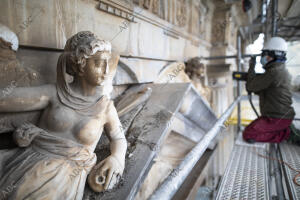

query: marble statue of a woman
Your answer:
[0,31,127,199]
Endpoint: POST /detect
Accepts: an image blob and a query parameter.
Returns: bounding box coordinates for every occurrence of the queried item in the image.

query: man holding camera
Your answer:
[243,37,296,143]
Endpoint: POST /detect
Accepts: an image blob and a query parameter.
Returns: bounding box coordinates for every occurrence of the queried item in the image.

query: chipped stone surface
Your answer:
[83,83,190,200]
[0,36,43,133]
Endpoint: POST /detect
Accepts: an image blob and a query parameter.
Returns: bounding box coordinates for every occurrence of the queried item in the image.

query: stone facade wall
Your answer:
[0,0,250,112]
[0,0,215,85]
[0,0,252,142]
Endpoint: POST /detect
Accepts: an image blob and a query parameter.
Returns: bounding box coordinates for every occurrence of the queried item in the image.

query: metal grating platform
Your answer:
[216,145,269,200]
[279,143,300,199]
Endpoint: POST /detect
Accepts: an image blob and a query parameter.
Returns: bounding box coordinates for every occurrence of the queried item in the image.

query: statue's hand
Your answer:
[13,123,40,147]
[88,155,124,192]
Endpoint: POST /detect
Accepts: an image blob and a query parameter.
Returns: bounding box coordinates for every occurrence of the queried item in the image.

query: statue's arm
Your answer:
[88,101,127,191]
[0,84,55,112]
[104,101,127,168]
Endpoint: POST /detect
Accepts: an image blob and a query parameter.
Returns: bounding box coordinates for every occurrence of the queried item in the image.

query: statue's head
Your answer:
[185,57,205,79]
[64,31,117,86]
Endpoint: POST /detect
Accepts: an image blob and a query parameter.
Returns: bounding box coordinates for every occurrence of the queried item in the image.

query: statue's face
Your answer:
[84,51,111,86]
[195,67,204,77]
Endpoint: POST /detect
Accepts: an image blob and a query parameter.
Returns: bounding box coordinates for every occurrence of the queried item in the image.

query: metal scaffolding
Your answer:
[149,96,242,200]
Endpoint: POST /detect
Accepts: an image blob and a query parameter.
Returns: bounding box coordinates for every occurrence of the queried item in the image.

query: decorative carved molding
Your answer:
[163,30,179,39]
[98,1,136,22]
[97,0,211,48]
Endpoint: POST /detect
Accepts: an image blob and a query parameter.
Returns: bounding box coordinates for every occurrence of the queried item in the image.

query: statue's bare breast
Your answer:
[38,95,108,147]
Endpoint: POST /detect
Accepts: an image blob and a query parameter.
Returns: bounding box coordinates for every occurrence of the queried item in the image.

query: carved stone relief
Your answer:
[133,0,140,4]
[212,17,228,45]
[119,0,212,42]
[152,0,159,14]
[143,0,150,9]
[176,0,187,27]
[190,2,200,36]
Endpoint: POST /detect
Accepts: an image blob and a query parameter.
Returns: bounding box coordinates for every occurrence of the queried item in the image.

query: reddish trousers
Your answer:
[243,117,293,143]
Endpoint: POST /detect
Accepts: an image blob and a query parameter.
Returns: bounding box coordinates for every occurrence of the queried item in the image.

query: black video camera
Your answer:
[232,55,262,81]
[232,71,249,81]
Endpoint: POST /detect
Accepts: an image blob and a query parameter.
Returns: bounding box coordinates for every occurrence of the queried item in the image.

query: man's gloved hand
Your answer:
[249,56,256,70]
[246,56,257,93]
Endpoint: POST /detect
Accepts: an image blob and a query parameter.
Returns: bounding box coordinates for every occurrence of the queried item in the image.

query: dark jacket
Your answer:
[246,61,295,119]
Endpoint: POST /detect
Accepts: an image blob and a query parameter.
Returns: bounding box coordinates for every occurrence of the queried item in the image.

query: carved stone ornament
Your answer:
[143,0,150,9]
[152,0,159,14]
[0,31,127,199]
[176,0,187,27]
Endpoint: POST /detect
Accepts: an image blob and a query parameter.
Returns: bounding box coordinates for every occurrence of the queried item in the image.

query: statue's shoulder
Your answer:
[40,83,57,101]
[45,83,57,94]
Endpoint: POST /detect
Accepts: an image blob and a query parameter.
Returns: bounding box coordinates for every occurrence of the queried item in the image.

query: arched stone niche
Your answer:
[155,62,190,83]
[113,60,139,85]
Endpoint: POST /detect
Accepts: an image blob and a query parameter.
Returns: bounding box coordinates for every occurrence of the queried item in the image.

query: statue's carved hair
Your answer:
[64,31,111,76]
[185,57,205,77]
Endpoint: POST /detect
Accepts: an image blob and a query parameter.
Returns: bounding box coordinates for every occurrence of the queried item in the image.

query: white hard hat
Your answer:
[263,37,287,52]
